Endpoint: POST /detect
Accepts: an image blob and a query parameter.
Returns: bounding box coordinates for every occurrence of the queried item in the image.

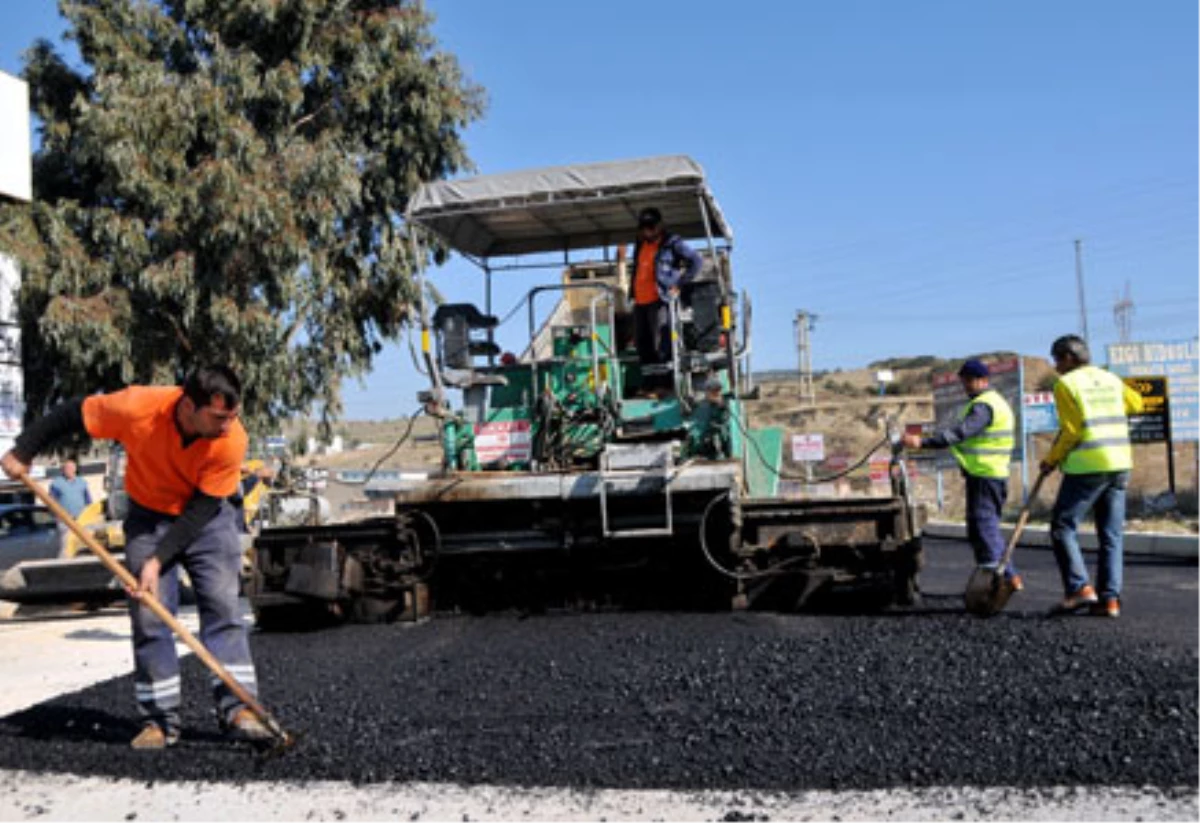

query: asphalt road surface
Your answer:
[0,539,1193,805]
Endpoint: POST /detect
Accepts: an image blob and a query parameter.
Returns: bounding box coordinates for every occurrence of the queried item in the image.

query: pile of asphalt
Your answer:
[0,607,1194,791]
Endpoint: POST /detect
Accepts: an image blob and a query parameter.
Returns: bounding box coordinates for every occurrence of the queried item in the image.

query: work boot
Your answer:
[130,722,179,750]
[1089,597,1120,618]
[225,707,274,743]
[1054,584,1098,613]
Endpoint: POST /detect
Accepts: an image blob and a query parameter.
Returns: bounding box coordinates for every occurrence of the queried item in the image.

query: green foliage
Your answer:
[1,0,484,434]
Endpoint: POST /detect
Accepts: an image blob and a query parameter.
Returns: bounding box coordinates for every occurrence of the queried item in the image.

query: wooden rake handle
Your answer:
[16,469,290,744]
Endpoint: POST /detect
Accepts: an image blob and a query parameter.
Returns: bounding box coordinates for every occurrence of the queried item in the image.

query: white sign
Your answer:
[791,433,825,462]
[474,420,532,465]
[0,72,31,203]
[875,369,895,383]
[0,254,22,454]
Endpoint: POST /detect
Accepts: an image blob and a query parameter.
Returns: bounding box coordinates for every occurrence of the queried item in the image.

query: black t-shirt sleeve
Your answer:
[12,398,86,463]
[153,492,223,567]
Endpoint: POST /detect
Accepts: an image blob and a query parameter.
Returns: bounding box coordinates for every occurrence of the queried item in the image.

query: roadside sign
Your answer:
[823,454,851,472]
[1108,340,1197,441]
[791,433,825,462]
[1124,376,1169,444]
[1023,392,1059,434]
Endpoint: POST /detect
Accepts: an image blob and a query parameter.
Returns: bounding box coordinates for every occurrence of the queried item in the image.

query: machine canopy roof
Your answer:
[408,155,732,259]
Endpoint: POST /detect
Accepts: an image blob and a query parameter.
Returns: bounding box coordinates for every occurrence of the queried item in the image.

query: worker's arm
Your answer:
[152,492,223,568]
[670,237,703,287]
[1,400,87,479]
[919,403,993,449]
[1042,381,1082,469]
[1123,382,1145,415]
[7,399,86,468]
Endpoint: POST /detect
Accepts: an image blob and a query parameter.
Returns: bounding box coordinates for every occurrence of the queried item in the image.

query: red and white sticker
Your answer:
[474,420,532,465]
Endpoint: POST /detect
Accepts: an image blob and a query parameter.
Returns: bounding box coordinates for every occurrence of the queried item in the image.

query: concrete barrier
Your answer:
[923,520,1198,560]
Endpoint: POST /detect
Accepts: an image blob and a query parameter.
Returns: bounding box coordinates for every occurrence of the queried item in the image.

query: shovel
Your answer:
[964,471,1048,617]
[16,469,296,753]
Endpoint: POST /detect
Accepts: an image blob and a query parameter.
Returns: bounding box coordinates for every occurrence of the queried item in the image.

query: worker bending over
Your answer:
[0,366,271,749]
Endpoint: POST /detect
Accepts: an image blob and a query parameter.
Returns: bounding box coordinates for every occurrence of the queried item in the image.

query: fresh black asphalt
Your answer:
[0,539,1194,791]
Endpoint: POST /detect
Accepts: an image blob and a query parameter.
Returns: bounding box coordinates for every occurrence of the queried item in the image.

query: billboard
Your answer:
[0,72,31,203]
[931,357,1022,469]
[1123,376,1169,444]
[1107,340,1198,442]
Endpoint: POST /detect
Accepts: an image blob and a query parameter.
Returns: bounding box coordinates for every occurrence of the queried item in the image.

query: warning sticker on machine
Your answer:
[474,420,532,465]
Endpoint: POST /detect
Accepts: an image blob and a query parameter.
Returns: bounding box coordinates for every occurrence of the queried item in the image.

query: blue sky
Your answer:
[2,1,1196,420]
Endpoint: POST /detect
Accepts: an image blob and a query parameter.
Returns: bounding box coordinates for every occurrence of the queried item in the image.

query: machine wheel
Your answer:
[348,595,401,624]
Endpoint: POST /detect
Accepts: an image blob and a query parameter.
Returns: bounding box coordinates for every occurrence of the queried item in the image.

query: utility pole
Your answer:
[1074,239,1089,346]
[1114,280,1134,343]
[794,310,817,405]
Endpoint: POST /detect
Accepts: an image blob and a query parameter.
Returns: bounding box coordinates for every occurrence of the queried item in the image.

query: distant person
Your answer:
[0,366,272,749]
[903,359,1021,590]
[1041,335,1142,618]
[50,457,92,519]
[626,206,702,396]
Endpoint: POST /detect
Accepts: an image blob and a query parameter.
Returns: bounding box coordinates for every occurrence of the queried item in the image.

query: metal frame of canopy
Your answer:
[403,156,736,399]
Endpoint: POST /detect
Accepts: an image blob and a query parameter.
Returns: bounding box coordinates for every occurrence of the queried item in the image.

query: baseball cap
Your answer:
[957,359,990,379]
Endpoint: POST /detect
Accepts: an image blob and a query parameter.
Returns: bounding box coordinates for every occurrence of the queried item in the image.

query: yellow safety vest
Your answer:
[1058,366,1132,474]
[951,389,1014,479]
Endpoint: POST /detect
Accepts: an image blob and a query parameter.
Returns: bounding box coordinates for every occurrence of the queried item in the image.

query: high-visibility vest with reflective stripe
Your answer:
[950,389,1014,478]
[1058,366,1132,474]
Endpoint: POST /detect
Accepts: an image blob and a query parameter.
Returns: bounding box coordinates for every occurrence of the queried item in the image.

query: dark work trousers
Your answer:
[964,474,1018,579]
[123,500,258,735]
[634,300,672,390]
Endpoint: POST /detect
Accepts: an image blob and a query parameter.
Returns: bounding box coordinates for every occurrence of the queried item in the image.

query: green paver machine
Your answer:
[249,156,923,624]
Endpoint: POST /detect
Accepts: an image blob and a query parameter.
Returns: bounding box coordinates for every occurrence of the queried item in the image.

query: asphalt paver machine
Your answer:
[249,156,923,625]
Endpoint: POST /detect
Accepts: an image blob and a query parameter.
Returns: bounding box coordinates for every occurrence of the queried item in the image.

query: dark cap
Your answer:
[637,207,662,228]
[958,358,990,379]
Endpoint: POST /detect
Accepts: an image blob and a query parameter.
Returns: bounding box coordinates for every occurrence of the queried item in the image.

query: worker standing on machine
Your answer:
[626,206,702,396]
[0,366,273,749]
[903,359,1021,589]
[1041,334,1142,618]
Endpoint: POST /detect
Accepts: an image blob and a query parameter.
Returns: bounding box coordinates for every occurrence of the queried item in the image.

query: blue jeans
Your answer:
[1050,471,1129,601]
[124,500,258,734]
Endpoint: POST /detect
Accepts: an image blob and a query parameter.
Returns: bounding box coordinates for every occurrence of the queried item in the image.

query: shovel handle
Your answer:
[997,470,1049,572]
[15,469,290,743]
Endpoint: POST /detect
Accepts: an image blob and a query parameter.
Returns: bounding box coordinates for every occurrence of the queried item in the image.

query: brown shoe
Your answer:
[225,707,274,743]
[1089,598,1120,618]
[1007,574,1024,593]
[130,722,179,750]
[1054,584,1098,613]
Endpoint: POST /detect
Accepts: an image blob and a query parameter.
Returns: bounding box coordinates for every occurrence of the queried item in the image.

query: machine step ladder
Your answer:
[598,443,675,539]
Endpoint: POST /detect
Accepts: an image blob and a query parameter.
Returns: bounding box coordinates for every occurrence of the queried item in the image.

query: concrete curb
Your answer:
[923,521,1198,560]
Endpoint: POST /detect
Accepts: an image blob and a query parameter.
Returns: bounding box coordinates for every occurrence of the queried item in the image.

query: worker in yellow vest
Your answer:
[1041,335,1142,618]
[903,359,1020,589]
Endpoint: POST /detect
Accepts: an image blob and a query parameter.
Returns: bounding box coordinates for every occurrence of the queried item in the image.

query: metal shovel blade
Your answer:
[964,566,1013,617]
